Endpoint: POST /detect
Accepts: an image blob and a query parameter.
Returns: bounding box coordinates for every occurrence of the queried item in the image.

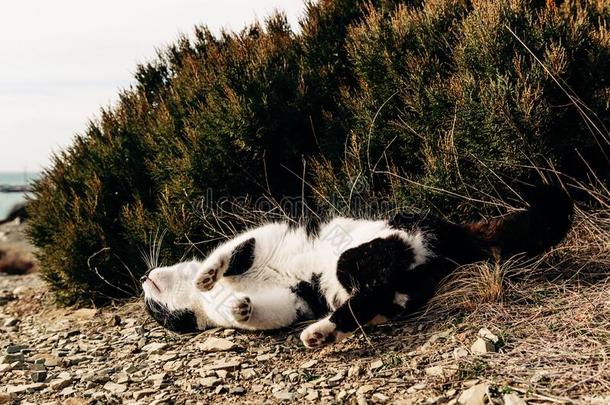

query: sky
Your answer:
[0,0,307,173]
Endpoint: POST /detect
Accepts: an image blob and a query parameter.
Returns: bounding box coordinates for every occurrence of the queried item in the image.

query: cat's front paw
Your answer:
[195,254,229,291]
[300,318,341,348]
[226,294,252,322]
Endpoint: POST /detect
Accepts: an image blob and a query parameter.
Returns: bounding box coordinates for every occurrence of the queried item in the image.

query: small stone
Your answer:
[116,372,130,384]
[453,347,469,359]
[134,389,156,400]
[200,377,220,388]
[478,328,499,344]
[62,329,80,338]
[300,359,318,369]
[222,329,235,337]
[305,389,319,401]
[274,391,295,401]
[43,355,60,367]
[70,308,97,320]
[407,383,426,393]
[372,393,389,403]
[142,342,168,353]
[425,365,445,377]
[31,370,47,383]
[425,365,457,377]
[215,385,227,394]
[503,393,527,405]
[6,385,29,394]
[1,353,23,364]
[60,386,77,396]
[370,360,384,370]
[197,337,236,352]
[357,385,375,395]
[103,381,127,394]
[50,378,72,391]
[348,365,361,377]
[457,383,488,405]
[206,359,242,371]
[3,318,19,327]
[328,373,344,383]
[241,368,256,379]
[6,345,26,354]
[470,338,496,354]
[229,386,246,395]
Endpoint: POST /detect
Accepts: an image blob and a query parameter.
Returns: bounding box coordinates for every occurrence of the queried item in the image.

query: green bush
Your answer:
[28,0,610,304]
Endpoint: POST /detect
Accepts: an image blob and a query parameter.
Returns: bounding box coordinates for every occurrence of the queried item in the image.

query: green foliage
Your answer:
[28,0,610,304]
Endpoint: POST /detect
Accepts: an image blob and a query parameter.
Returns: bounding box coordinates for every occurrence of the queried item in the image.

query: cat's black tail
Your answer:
[461,185,574,262]
[409,185,574,266]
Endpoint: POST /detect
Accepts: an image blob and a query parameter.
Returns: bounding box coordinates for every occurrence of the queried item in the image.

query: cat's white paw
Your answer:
[300,317,342,348]
[226,295,252,322]
[195,254,229,291]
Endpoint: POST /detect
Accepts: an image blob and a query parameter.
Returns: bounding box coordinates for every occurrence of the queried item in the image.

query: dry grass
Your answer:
[377,181,610,402]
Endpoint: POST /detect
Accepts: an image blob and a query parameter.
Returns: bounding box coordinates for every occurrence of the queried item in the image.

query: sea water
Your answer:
[0,172,38,220]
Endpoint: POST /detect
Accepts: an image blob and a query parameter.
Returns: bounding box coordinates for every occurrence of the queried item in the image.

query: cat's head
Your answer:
[141,260,206,334]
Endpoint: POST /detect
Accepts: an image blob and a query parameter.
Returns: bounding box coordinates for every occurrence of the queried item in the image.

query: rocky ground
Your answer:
[0,271,525,405]
[0,219,609,404]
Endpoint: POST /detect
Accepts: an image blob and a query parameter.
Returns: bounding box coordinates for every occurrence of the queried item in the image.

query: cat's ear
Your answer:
[224,237,256,277]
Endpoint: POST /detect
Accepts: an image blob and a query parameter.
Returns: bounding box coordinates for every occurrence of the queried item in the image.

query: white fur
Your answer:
[142,217,433,334]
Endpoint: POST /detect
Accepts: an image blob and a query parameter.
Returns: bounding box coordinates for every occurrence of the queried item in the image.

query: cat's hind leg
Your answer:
[300,287,398,348]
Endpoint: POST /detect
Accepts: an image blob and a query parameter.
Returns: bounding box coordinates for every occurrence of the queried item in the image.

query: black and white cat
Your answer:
[142,186,573,348]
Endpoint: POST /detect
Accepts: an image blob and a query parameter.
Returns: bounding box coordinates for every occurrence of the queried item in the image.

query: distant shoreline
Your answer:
[0,185,31,193]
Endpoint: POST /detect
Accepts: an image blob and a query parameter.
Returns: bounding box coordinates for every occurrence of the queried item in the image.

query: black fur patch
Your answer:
[291,273,329,319]
[336,234,415,291]
[224,238,256,277]
[144,299,198,334]
[328,235,420,333]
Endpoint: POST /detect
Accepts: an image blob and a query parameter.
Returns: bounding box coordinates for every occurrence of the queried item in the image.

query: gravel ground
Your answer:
[0,270,513,405]
[1,220,609,404]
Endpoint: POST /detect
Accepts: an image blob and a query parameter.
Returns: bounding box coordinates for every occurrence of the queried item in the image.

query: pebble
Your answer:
[6,344,26,354]
[357,384,375,395]
[229,386,246,395]
[134,389,157,400]
[300,359,318,369]
[273,391,295,401]
[197,337,236,352]
[200,377,220,388]
[50,378,72,391]
[3,317,19,327]
[370,359,384,370]
[206,359,242,371]
[372,392,390,403]
[142,342,168,353]
[470,338,496,354]
[0,353,23,364]
[453,347,469,359]
[103,381,127,394]
[457,383,488,405]
[31,370,47,383]
[503,393,527,405]
[478,328,499,343]
[306,389,319,401]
